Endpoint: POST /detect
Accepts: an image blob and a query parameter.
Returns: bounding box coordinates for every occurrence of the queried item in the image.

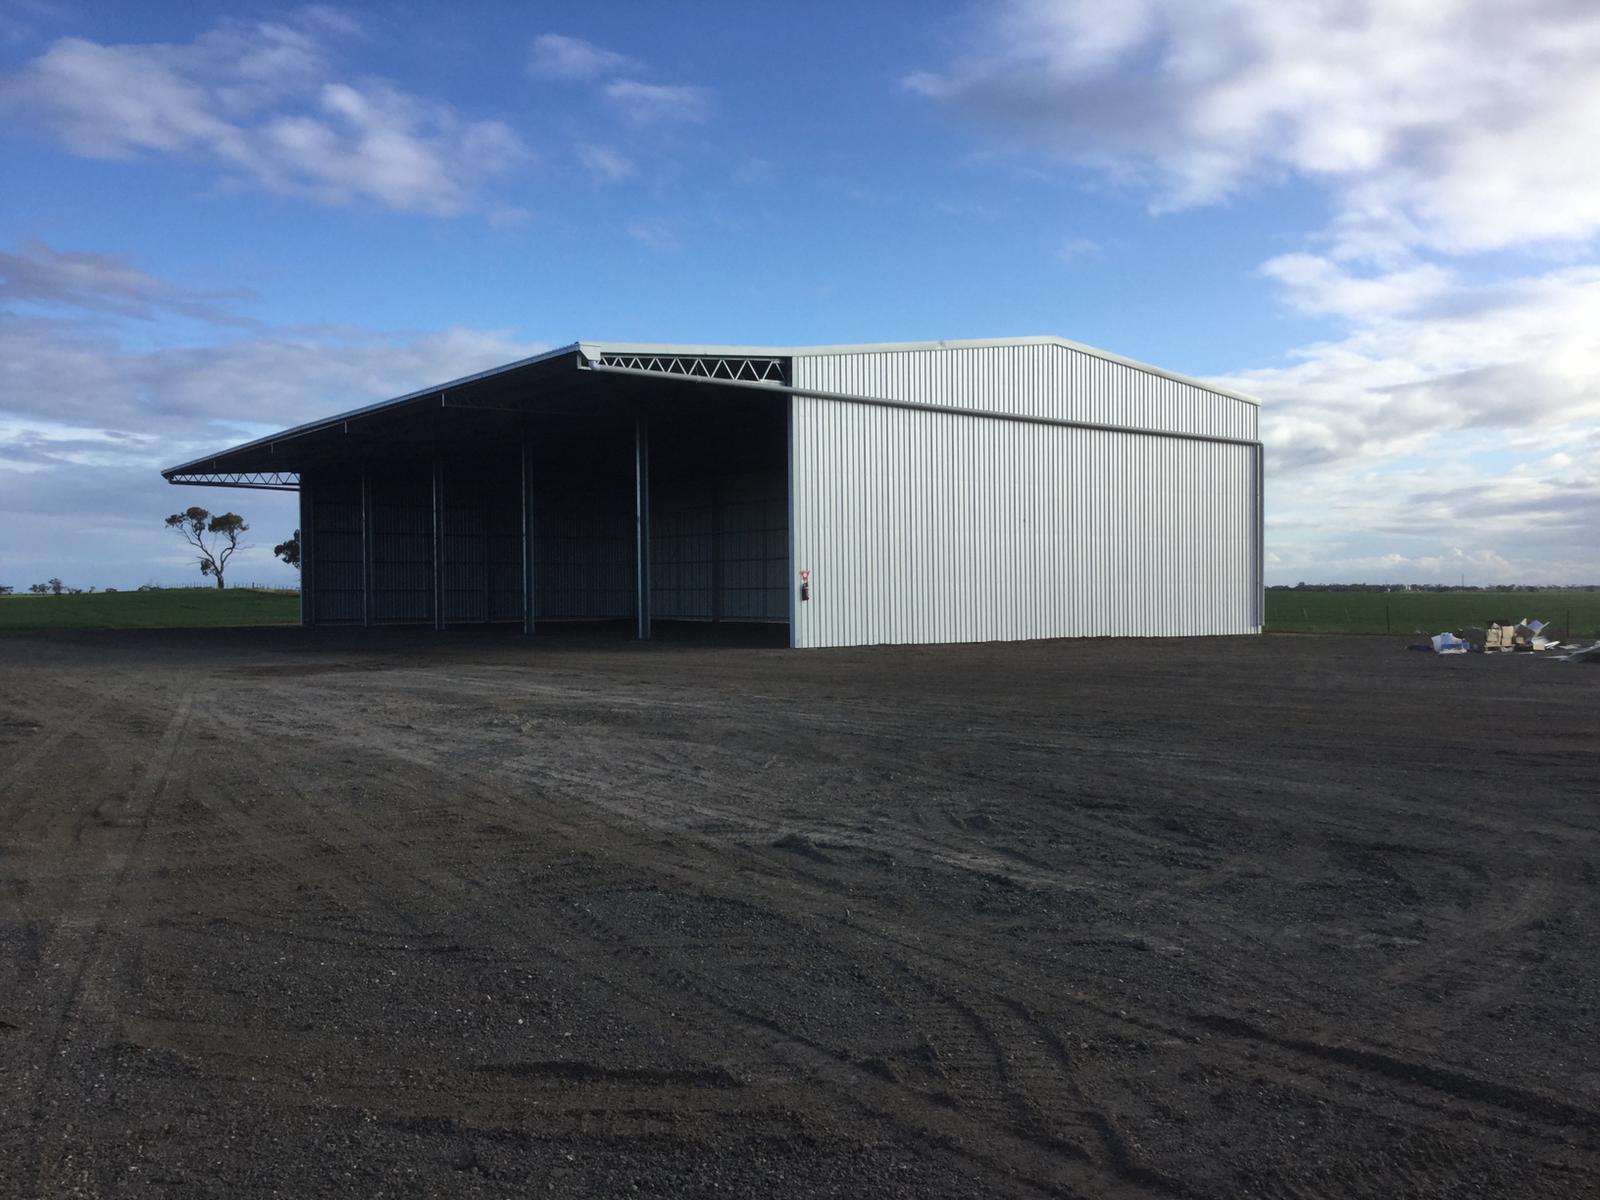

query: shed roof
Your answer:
[161,336,1258,487]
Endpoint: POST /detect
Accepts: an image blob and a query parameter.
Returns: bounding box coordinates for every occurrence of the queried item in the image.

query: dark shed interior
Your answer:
[165,349,792,640]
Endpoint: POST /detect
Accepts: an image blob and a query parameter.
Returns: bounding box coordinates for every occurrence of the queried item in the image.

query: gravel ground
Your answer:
[1,627,1596,1198]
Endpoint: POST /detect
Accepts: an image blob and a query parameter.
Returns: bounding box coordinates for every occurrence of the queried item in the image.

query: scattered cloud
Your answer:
[911,1,1600,580]
[1259,254,1454,320]
[523,31,712,192]
[0,240,256,324]
[527,33,634,82]
[486,204,534,228]
[1217,265,1600,472]
[625,219,681,252]
[1056,236,1100,264]
[0,311,544,436]
[0,0,73,47]
[1211,265,1600,582]
[577,143,634,183]
[0,241,546,587]
[603,79,710,126]
[907,0,1600,259]
[1,17,526,216]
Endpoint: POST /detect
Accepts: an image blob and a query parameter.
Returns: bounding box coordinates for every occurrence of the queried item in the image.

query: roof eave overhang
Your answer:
[160,342,585,480]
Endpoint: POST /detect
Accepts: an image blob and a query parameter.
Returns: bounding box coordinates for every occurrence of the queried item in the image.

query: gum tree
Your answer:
[274,529,301,569]
[164,507,248,589]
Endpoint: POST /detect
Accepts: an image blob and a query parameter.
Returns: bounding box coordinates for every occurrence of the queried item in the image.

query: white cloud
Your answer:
[1259,254,1454,319]
[625,219,680,252]
[604,79,710,126]
[907,0,1600,259]
[528,33,633,81]
[1215,265,1600,472]
[910,1,1600,580]
[0,238,550,588]
[1,19,526,216]
[1210,266,1600,582]
[577,143,634,182]
[0,240,255,323]
[0,313,544,436]
[0,240,548,588]
[1056,236,1100,264]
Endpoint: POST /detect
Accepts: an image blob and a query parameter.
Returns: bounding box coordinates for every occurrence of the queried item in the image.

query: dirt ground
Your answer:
[1,628,1596,1198]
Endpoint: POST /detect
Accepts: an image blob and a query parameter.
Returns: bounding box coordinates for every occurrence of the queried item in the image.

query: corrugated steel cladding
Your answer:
[796,342,1256,441]
[256,337,1260,646]
[651,470,788,622]
[788,342,1260,648]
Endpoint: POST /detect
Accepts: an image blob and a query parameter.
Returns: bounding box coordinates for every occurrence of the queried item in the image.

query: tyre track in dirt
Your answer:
[28,691,194,1196]
[8,630,1597,1198]
[222,676,1598,1196]
[191,694,1174,1199]
[405,686,1599,1167]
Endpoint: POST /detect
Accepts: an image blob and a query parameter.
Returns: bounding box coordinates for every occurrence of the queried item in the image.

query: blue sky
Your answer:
[3,0,1598,590]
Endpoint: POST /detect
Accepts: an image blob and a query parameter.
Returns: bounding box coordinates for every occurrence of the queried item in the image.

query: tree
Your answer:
[274,529,301,570]
[164,507,248,589]
[29,583,48,594]
[48,577,63,595]
[0,585,12,595]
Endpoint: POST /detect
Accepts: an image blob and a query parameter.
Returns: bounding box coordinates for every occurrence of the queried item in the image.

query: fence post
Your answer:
[1386,604,1391,634]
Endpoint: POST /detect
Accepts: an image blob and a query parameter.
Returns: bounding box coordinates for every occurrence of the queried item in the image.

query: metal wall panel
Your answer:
[533,491,635,619]
[789,396,1258,649]
[369,465,433,624]
[794,342,1257,442]
[649,469,788,621]
[441,466,523,624]
[307,468,364,624]
[718,469,787,621]
[650,478,715,619]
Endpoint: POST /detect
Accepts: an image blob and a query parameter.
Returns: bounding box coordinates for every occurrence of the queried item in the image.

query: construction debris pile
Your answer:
[1414,618,1600,661]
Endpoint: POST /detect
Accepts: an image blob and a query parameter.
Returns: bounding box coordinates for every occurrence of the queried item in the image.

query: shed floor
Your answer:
[1,630,1595,1197]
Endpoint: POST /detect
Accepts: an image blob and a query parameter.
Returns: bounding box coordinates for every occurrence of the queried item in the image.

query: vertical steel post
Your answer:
[431,460,446,631]
[710,474,723,624]
[361,462,374,628]
[785,394,798,648]
[299,474,314,627]
[635,412,651,640]
[521,438,536,636]
[1253,442,1266,631]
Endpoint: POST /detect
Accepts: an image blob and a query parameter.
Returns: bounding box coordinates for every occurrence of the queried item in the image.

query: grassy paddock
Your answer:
[1266,590,1600,636]
[0,588,300,631]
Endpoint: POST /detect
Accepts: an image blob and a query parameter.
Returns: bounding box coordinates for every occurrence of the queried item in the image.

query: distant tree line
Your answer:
[1269,583,1600,592]
[3,513,300,597]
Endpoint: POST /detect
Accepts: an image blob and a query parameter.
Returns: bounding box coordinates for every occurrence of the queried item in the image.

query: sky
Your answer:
[2,0,1598,591]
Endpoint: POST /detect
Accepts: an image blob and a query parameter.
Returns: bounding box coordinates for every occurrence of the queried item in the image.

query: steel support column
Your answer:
[710,475,723,624]
[299,475,314,627]
[521,438,536,636]
[360,462,373,628]
[1253,442,1266,631]
[634,413,651,640]
[785,395,798,648]
[431,460,446,631]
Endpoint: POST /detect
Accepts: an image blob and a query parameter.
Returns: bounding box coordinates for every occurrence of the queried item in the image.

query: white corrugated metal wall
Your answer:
[789,342,1260,649]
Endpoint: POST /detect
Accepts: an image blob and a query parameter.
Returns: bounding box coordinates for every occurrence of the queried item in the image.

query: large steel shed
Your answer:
[163,337,1264,648]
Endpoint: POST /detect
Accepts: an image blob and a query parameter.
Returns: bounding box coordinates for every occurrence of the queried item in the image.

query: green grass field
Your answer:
[0,588,300,631]
[4,585,1596,637]
[1266,590,1600,636]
